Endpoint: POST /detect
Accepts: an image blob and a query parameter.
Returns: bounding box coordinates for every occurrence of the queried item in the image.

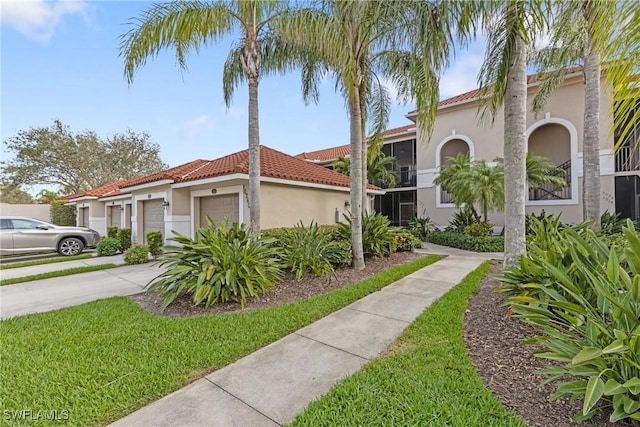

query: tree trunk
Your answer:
[582,2,601,226]
[503,34,528,267]
[350,89,365,270]
[362,133,368,214]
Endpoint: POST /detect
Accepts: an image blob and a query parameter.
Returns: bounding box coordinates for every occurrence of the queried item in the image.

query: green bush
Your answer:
[146,231,163,257]
[117,228,132,251]
[428,231,504,252]
[50,200,76,226]
[464,222,493,237]
[124,245,149,265]
[147,219,283,309]
[408,216,438,240]
[600,210,627,235]
[446,206,480,233]
[280,221,351,279]
[502,220,639,423]
[339,212,396,257]
[106,226,118,239]
[393,228,422,251]
[96,238,121,256]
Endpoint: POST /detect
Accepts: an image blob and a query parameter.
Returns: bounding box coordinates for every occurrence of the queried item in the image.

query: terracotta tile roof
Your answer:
[66,180,131,200]
[294,144,350,162]
[179,145,380,190]
[121,159,209,188]
[382,124,416,136]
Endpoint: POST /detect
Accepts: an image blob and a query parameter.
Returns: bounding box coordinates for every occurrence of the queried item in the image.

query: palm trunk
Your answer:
[248,77,261,236]
[362,137,368,214]
[582,2,601,226]
[350,88,365,270]
[503,34,527,267]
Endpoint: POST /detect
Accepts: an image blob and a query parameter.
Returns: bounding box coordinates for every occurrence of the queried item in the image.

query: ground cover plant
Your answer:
[0,254,92,270]
[0,255,440,426]
[290,262,526,426]
[0,264,117,286]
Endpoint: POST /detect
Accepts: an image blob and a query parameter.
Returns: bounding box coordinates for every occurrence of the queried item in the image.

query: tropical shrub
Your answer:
[408,216,438,240]
[339,212,396,257]
[107,226,119,239]
[393,228,422,251]
[446,206,481,233]
[96,238,121,256]
[600,210,627,235]
[124,244,149,265]
[464,222,493,237]
[117,228,132,251]
[502,220,639,423]
[50,200,76,226]
[147,219,283,309]
[146,231,163,257]
[428,231,504,252]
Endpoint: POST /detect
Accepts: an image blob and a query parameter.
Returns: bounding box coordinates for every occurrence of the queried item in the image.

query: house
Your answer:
[66,146,383,242]
[300,70,639,227]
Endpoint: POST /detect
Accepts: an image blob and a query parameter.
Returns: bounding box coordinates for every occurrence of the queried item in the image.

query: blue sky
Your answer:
[1,0,485,193]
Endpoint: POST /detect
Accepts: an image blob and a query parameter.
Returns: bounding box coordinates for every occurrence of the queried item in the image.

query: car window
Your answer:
[0,219,11,230]
[11,219,42,229]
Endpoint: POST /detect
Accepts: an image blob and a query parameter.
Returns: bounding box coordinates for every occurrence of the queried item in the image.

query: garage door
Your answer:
[143,199,164,242]
[108,206,121,227]
[200,194,239,227]
[80,207,89,227]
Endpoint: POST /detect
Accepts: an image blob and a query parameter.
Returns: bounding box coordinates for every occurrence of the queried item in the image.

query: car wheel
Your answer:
[58,237,84,256]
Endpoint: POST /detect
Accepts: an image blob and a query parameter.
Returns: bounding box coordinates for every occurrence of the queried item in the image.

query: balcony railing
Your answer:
[616,144,640,172]
[394,165,416,188]
[440,187,455,204]
[529,159,572,201]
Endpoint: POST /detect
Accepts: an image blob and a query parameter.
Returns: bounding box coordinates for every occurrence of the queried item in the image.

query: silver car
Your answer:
[0,216,100,256]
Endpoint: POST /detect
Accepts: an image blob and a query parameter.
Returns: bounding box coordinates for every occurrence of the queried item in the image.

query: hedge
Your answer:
[428,231,504,252]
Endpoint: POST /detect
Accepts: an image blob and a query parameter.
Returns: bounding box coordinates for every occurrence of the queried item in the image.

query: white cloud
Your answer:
[439,51,485,99]
[184,114,213,139]
[0,0,90,43]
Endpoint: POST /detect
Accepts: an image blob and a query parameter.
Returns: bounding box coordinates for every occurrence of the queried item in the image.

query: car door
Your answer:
[10,219,58,252]
[0,218,14,255]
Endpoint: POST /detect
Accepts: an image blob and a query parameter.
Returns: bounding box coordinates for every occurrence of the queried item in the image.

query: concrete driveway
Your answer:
[0,262,164,319]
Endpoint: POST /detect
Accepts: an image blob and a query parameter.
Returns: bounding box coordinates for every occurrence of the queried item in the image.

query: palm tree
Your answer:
[119,0,292,235]
[473,0,550,266]
[275,1,461,269]
[333,144,397,188]
[531,1,617,226]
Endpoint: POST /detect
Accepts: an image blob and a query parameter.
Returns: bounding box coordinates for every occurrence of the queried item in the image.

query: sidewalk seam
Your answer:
[203,377,283,426]
[293,331,375,361]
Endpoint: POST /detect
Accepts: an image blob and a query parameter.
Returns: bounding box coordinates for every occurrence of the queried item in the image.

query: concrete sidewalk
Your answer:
[110,254,491,427]
[0,261,163,319]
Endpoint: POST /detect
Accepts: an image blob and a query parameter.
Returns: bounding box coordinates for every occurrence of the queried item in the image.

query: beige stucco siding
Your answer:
[261,183,350,229]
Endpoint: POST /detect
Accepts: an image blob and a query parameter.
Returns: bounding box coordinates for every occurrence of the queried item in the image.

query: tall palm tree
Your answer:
[474,0,550,266]
[275,1,461,269]
[532,1,617,226]
[119,0,291,235]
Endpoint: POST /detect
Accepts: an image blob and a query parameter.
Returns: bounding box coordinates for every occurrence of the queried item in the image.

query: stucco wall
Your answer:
[0,203,51,222]
[261,183,351,229]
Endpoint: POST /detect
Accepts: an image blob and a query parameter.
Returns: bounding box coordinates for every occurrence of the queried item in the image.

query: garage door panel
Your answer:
[143,200,164,242]
[200,195,239,227]
[108,206,121,227]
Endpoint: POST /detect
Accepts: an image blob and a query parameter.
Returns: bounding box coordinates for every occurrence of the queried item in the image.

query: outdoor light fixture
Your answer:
[119,206,124,212]
[162,200,170,209]
[344,201,351,208]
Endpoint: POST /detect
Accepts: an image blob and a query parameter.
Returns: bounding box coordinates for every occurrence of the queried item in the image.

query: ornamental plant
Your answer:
[338,212,396,258]
[107,226,119,239]
[96,238,122,256]
[124,245,149,265]
[146,231,163,257]
[147,218,283,309]
[117,228,132,251]
[408,216,438,240]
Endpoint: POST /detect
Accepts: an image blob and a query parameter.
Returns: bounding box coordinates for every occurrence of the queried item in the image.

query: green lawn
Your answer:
[0,253,92,270]
[0,264,117,286]
[0,255,441,426]
[290,262,526,427]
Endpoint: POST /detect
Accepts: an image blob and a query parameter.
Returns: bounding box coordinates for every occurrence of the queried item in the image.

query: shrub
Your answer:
[147,219,283,309]
[124,245,149,265]
[106,226,119,239]
[50,200,76,226]
[117,228,132,251]
[339,212,396,257]
[393,228,422,251]
[446,206,480,233]
[146,231,163,257]
[408,216,438,240]
[280,221,351,279]
[96,238,121,256]
[463,222,492,237]
[600,210,627,235]
[502,220,639,423]
[428,231,504,252]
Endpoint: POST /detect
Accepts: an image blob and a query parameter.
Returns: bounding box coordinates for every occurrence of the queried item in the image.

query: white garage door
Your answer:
[108,206,121,227]
[80,207,89,227]
[143,199,164,242]
[200,194,239,227]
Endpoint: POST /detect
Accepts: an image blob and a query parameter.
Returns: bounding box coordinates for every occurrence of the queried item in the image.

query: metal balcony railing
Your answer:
[529,159,572,201]
[616,144,640,172]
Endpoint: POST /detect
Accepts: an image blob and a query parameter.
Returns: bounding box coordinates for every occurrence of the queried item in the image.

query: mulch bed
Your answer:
[463,263,629,426]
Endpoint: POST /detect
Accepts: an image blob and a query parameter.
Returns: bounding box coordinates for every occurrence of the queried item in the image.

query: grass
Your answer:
[0,253,92,270]
[0,264,117,286]
[290,261,526,427]
[0,254,441,426]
